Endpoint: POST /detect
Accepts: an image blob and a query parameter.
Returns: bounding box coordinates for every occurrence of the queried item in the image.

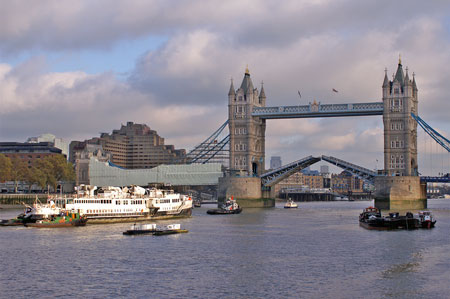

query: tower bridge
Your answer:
[218,58,428,209]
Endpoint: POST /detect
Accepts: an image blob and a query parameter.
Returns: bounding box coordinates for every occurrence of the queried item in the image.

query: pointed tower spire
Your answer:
[405,66,410,83]
[383,68,389,87]
[240,65,254,94]
[412,72,418,91]
[259,81,266,99]
[394,56,405,85]
[228,78,235,96]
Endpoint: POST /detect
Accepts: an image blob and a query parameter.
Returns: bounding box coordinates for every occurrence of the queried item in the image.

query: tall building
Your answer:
[71,122,186,169]
[228,67,266,176]
[270,156,282,169]
[27,133,69,158]
[382,57,418,176]
[73,144,111,185]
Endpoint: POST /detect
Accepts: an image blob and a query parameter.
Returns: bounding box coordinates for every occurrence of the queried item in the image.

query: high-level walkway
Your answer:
[252,102,384,119]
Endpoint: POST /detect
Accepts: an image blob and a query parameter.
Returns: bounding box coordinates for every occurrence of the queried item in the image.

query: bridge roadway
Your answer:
[261,155,450,187]
[261,155,378,187]
[420,176,450,183]
[252,102,384,119]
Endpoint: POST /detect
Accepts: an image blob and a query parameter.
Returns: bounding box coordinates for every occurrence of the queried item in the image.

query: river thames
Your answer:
[1,200,450,298]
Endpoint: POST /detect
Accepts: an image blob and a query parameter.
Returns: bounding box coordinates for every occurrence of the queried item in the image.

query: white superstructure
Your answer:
[56,185,192,223]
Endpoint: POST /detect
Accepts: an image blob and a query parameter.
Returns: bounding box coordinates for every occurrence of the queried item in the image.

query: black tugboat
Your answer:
[359,207,421,230]
[359,207,387,230]
[384,211,419,229]
[207,197,242,215]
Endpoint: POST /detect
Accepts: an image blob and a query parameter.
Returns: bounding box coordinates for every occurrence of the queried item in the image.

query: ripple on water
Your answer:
[1,200,450,298]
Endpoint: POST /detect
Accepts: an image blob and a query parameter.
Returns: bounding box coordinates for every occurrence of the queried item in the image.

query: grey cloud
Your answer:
[2,0,449,55]
[2,0,450,174]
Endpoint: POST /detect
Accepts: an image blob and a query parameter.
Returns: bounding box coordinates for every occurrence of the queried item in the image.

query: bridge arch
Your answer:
[260,155,377,187]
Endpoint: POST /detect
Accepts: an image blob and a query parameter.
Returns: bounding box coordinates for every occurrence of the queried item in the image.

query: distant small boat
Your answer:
[123,223,188,235]
[207,197,242,215]
[284,199,298,209]
[417,211,436,228]
[123,223,158,235]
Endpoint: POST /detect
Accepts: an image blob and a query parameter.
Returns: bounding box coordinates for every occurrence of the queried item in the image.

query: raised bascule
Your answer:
[219,58,430,209]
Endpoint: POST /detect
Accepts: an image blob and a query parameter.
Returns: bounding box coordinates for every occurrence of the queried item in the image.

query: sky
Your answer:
[1,0,450,175]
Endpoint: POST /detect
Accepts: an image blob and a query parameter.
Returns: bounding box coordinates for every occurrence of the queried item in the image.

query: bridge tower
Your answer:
[228,67,266,176]
[376,57,425,210]
[382,57,419,176]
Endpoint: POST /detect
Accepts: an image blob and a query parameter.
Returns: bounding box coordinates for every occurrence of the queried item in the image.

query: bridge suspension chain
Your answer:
[412,112,450,178]
[183,120,230,165]
[411,113,450,152]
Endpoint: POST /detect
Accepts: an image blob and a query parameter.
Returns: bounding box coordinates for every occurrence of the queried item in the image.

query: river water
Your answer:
[1,200,450,299]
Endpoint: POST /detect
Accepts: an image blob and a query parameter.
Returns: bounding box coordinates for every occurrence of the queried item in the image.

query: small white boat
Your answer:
[284,198,298,209]
[417,211,436,229]
[123,223,188,235]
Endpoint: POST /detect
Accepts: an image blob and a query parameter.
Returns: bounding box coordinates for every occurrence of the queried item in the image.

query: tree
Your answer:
[24,166,46,192]
[36,155,75,192]
[9,157,28,192]
[0,154,12,182]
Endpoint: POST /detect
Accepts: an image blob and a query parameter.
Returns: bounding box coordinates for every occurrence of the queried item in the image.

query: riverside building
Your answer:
[0,142,65,167]
[70,122,186,170]
[26,133,69,158]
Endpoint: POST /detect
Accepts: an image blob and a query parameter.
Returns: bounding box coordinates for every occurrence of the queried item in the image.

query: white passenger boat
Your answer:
[54,185,192,223]
[284,198,298,209]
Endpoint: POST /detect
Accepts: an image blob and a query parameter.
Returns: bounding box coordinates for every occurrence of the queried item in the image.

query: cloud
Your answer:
[0,58,225,150]
[1,0,449,55]
[1,0,450,174]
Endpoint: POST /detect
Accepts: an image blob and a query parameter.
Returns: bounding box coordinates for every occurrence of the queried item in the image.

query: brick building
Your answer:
[70,122,186,169]
[0,142,64,168]
[331,171,365,194]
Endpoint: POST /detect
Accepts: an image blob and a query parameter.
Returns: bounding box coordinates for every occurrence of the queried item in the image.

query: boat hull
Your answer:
[359,217,420,230]
[123,229,188,236]
[85,208,192,224]
[207,208,242,215]
[123,229,156,235]
[24,217,87,228]
[153,229,189,235]
[359,220,392,230]
[0,219,25,226]
[419,220,436,229]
